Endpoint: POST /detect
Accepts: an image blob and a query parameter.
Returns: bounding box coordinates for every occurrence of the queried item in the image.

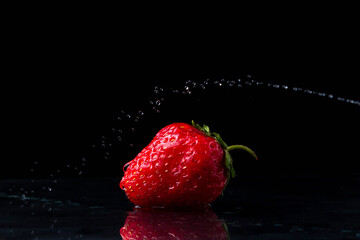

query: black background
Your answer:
[3,7,359,179]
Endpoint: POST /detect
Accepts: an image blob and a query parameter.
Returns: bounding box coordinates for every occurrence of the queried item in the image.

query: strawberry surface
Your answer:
[120,121,257,207]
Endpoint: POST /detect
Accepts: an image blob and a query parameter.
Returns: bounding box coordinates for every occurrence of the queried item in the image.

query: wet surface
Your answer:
[1,175,360,239]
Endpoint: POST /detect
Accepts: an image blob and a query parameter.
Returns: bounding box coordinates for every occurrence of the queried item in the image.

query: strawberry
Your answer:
[119,121,257,207]
[120,208,229,240]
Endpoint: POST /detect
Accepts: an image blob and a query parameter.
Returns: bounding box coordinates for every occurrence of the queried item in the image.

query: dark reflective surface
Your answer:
[1,175,360,239]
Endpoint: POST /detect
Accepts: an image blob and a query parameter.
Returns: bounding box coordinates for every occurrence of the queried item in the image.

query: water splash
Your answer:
[87,75,360,166]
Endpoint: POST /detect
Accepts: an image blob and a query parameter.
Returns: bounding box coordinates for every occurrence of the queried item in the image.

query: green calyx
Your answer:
[191,120,258,189]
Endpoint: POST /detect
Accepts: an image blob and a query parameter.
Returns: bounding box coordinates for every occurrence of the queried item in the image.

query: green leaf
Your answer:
[212,132,229,149]
[223,150,236,194]
[230,168,236,178]
[222,222,231,240]
[192,120,213,136]
[203,124,210,135]
[225,150,236,179]
[225,150,232,170]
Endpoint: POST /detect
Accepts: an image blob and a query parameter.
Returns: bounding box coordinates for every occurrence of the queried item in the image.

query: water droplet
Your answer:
[48,187,52,192]
[155,100,161,106]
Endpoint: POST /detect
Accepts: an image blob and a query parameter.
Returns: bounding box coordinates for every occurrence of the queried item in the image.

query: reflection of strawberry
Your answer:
[120,208,229,240]
[120,121,257,207]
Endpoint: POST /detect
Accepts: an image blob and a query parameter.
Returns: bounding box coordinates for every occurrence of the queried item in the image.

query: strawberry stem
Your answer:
[226,145,258,160]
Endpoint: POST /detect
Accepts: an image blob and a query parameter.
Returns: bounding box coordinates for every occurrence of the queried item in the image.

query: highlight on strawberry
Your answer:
[120,121,257,207]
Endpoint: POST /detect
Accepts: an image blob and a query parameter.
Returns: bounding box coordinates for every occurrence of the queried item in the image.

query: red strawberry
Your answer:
[120,121,257,207]
[120,208,229,240]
